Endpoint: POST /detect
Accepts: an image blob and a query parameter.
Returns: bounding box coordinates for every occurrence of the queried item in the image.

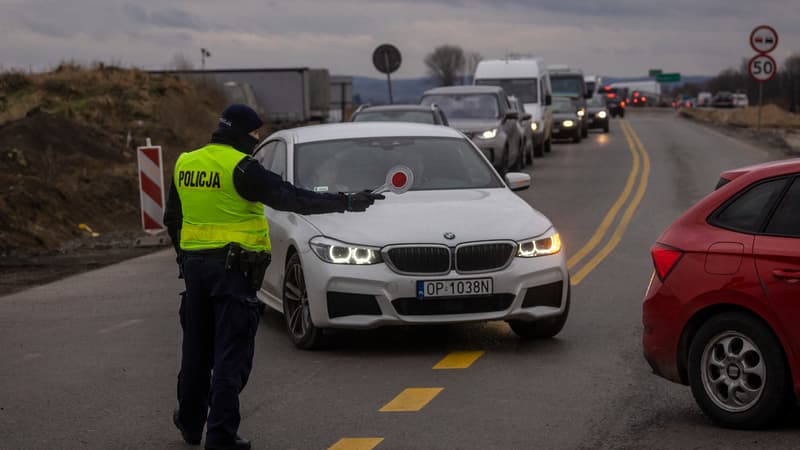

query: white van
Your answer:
[474,58,553,157]
[584,74,602,98]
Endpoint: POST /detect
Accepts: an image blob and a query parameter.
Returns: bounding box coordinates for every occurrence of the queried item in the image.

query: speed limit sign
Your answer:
[749,54,777,83]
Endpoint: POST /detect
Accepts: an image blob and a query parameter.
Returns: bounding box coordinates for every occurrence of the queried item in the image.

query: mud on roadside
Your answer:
[0,231,171,296]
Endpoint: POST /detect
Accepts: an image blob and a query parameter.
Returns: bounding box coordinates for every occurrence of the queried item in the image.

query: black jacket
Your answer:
[163,130,348,252]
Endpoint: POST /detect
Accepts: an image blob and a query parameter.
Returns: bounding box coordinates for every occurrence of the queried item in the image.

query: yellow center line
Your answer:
[328,438,384,450]
[566,120,640,270]
[433,351,485,369]
[379,388,444,412]
[570,120,651,285]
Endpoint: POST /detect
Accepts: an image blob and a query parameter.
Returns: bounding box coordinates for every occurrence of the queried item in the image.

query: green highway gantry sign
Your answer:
[656,72,681,83]
[648,69,663,77]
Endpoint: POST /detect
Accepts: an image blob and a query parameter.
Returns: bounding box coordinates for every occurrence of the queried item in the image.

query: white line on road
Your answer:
[99,319,142,334]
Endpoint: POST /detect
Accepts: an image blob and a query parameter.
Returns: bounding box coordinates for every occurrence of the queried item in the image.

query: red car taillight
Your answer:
[651,244,683,281]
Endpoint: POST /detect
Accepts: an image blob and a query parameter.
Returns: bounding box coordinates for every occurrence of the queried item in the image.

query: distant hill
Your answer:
[351,75,713,105]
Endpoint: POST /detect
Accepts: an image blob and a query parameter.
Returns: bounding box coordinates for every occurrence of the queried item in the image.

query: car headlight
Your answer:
[563,120,575,128]
[479,128,498,139]
[517,232,562,258]
[309,236,383,265]
[530,122,539,132]
[597,110,608,119]
[577,108,585,117]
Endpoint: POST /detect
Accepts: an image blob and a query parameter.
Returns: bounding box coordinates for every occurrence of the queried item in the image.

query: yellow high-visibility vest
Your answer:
[174,143,270,252]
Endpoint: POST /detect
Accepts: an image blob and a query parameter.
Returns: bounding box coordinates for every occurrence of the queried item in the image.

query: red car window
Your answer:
[711,177,788,233]
[765,178,800,237]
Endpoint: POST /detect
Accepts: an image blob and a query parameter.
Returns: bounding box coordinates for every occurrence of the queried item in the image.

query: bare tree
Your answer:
[464,51,483,81]
[425,45,465,86]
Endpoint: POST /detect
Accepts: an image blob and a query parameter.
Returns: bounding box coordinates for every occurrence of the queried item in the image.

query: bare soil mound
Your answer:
[0,65,226,255]
[680,104,800,129]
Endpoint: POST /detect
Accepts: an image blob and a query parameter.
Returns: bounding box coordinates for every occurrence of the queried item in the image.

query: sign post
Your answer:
[136,139,166,235]
[372,44,402,104]
[749,25,779,132]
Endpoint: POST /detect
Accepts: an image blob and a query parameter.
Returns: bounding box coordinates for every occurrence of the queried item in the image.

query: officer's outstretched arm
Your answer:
[234,158,351,214]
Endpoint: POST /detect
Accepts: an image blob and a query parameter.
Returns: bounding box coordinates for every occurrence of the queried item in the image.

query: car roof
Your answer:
[719,158,800,182]
[281,122,464,144]
[357,104,435,112]
[474,58,545,78]
[423,85,504,95]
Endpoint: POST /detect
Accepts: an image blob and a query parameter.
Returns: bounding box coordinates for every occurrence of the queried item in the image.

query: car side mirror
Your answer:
[522,113,532,121]
[504,111,519,121]
[505,172,530,191]
[545,94,552,106]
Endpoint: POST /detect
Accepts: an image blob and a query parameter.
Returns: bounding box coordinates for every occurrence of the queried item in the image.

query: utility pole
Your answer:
[201,48,211,70]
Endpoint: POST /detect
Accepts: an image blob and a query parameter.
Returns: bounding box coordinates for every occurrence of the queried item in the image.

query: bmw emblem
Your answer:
[444,232,456,240]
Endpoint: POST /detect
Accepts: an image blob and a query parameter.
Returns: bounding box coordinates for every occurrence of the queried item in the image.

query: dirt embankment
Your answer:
[679,105,800,154]
[0,65,229,294]
[0,64,227,254]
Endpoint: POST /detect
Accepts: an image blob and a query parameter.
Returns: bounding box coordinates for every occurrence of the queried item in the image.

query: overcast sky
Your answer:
[1,0,798,79]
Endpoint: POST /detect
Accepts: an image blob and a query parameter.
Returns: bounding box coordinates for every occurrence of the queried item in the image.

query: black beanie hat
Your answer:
[218,104,264,135]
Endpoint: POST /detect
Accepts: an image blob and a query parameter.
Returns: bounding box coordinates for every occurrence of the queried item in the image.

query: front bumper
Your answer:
[587,114,609,129]
[552,125,579,139]
[468,135,505,167]
[302,252,569,329]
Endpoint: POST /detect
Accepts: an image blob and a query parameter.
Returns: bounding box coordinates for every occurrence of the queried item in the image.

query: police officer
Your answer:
[164,104,383,450]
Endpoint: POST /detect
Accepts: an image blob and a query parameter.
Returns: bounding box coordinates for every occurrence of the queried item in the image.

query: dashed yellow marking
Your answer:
[328,437,384,450]
[433,351,486,369]
[379,388,443,412]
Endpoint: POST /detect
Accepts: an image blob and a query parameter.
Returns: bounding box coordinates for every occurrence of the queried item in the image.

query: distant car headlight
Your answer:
[597,110,608,119]
[479,128,498,139]
[309,236,383,265]
[530,122,539,132]
[517,232,562,258]
[563,120,575,128]
[577,108,586,117]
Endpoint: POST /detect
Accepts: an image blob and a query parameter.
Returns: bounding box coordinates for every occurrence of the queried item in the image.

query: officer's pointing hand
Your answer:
[346,190,385,212]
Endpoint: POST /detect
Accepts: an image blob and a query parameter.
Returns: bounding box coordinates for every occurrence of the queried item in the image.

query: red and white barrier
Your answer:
[137,140,166,234]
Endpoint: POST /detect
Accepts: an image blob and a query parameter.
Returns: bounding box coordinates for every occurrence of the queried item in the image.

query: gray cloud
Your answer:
[0,0,797,77]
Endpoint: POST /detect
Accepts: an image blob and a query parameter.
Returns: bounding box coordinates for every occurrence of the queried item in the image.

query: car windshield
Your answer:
[294,136,504,193]
[550,76,584,97]
[585,81,596,96]
[353,110,434,124]
[588,96,606,107]
[475,79,538,103]
[552,99,576,114]
[421,94,499,119]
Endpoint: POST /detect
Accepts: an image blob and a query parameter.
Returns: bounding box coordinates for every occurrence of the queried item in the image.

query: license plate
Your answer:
[417,278,493,299]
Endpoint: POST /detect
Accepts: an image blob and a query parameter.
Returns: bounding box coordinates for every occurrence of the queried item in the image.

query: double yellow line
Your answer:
[567,120,651,285]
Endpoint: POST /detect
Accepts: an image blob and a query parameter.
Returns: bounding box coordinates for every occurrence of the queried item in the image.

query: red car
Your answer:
[643,158,800,429]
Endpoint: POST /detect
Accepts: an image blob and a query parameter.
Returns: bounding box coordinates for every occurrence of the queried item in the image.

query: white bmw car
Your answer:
[253,122,569,349]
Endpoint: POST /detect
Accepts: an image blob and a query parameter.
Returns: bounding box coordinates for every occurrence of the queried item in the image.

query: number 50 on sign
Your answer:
[749,54,777,83]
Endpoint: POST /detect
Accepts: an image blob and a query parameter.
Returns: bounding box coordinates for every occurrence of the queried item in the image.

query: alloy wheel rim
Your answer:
[700,330,766,413]
[284,262,310,339]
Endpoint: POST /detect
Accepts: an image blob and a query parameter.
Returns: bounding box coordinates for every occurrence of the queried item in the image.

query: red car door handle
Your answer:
[773,269,800,283]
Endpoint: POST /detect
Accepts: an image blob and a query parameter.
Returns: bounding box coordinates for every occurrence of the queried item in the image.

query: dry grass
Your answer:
[680,104,800,129]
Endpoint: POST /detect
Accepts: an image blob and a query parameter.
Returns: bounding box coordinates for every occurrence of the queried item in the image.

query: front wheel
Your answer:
[572,129,581,143]
[603,122,610,133]
[544,138,552,153]
[283,253,326,350]
[581,124,588,138]
[687,312,793,429]
[508,287,570,339]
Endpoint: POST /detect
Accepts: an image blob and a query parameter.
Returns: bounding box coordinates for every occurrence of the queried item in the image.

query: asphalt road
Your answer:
[2,109,798,450]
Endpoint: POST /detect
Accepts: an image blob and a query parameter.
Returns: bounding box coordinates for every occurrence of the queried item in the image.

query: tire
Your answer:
[687,312,793,429]
[581,123,588,138]
[620,110,625,118]
[572,129,581,143]
[282,253,326,349]
[511,139,523,171]
[603,122,609,133]
[544,138,552,153]
[534,140,544,158]
[525,137,534,166]
[499,145,510,175]
[508,286,570,339]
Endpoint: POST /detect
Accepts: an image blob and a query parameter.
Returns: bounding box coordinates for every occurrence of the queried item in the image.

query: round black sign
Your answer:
[372,44,402,74]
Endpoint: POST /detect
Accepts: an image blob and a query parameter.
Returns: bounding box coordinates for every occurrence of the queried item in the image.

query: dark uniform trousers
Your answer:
[177,253,261,445]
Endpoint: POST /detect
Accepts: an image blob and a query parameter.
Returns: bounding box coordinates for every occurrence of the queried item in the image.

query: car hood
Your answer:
[553,113,578,121]
[447,119,503,134]
[587,106,606,113]
[298,189,552,247]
